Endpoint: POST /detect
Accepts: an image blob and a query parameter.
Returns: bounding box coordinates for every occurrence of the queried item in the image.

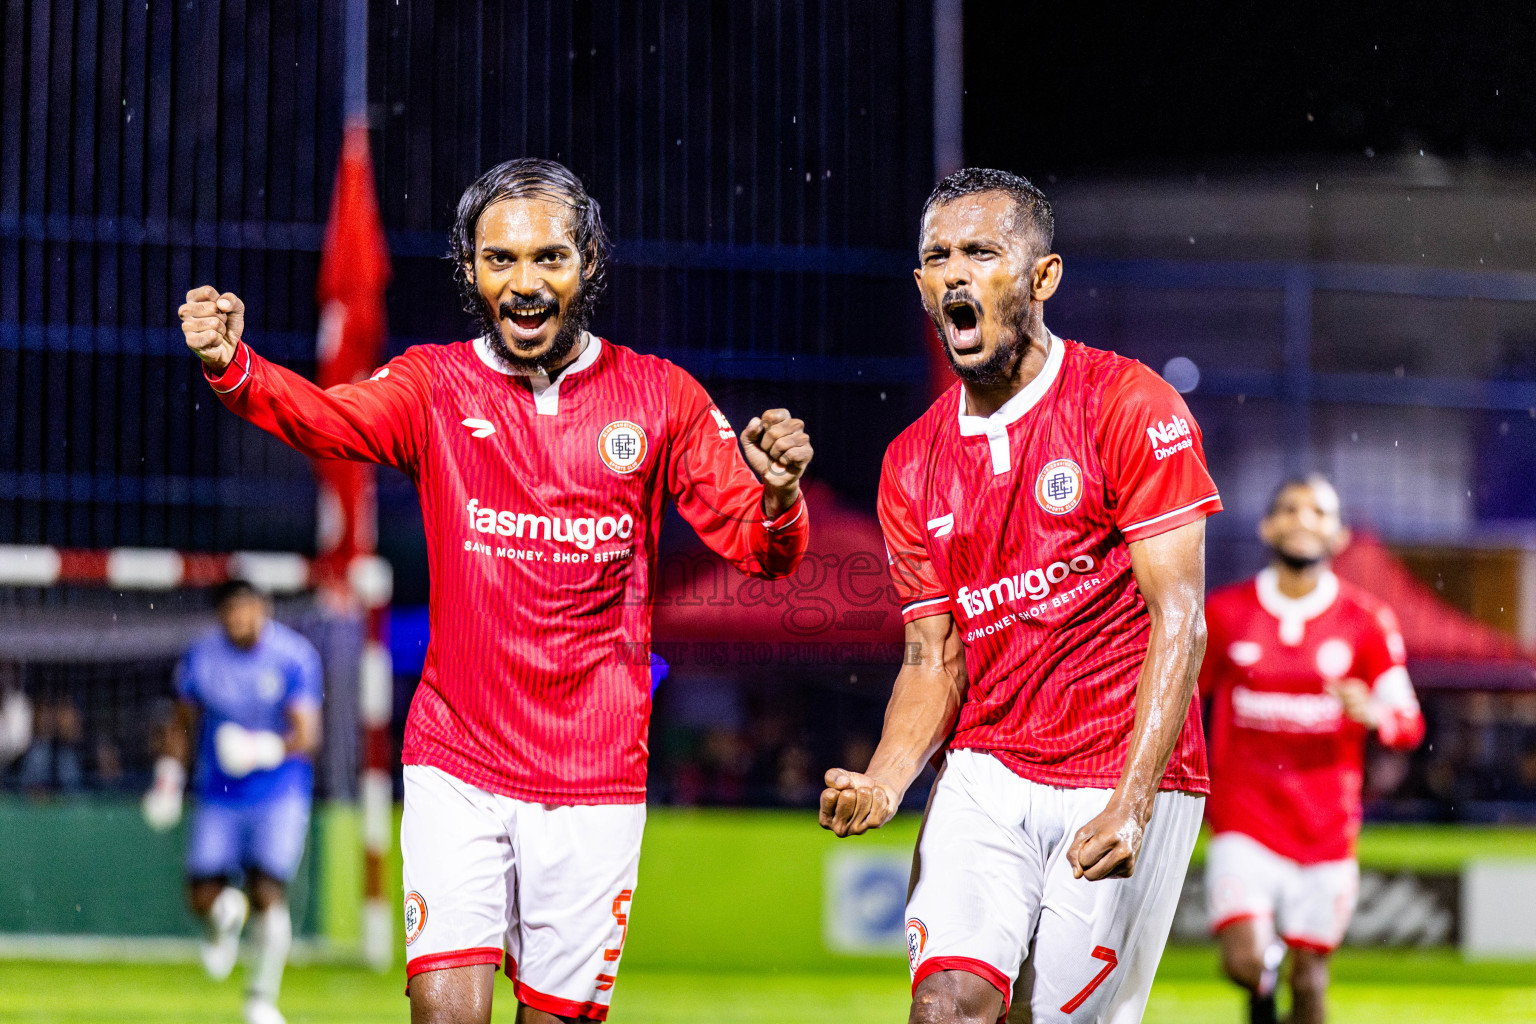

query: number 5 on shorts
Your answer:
[1059,945,1118,1014]
[595,889,634,992]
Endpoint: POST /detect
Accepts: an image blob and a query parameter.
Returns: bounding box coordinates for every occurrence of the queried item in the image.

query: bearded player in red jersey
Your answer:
[1201,475,1423,1024]
[179,158,812,1024]
[820,168,1221,1024]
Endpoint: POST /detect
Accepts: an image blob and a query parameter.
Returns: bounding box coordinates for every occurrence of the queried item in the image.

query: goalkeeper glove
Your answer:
[214,722,287,779]
[142,756,185,832]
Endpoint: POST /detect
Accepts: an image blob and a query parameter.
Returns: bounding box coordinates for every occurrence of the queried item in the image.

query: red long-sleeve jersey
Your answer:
[206,333,809,803]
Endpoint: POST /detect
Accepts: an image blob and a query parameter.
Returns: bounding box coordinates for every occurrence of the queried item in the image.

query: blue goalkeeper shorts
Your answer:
[187,790,311,883]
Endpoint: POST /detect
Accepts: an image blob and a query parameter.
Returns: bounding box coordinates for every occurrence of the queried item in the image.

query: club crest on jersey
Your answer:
[403,891,427,946]
[256,670,284,702]
[598,420,648,474]
[1316,638,1354,680]
[905,918,928,976]
[1034,459,1083,515]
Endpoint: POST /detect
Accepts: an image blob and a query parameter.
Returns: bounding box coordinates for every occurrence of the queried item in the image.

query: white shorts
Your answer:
[401,764,646,1020]
[906,750,1203,1024]
[1205,831,1358,953]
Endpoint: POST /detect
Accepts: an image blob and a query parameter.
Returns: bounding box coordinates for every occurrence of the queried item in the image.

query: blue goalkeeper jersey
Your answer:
[176,621,323,804]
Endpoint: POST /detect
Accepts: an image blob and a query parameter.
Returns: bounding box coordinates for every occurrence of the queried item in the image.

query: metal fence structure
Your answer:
[0,0,941,571]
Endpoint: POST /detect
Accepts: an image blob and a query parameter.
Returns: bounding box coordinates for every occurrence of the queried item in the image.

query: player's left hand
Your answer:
[141,756,185,832]
[1326,678,1379,728]
[1067,798,1147,881]
[740,409,813,514]
[214,722,287,778]
[819,768,899,837]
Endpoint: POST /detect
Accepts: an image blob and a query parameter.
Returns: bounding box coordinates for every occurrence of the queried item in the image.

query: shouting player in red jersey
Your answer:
[1201,475,1422,1024]
[180,159,813,1024]
[820,168,1221,1024]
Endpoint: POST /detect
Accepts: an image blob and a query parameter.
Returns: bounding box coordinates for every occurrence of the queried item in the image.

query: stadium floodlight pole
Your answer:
[932,0,964,180]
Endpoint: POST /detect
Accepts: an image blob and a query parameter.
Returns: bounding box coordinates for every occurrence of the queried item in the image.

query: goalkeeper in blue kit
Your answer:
[142,579,323,1024]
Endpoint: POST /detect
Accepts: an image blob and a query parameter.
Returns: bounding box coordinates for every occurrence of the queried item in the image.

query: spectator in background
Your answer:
[18,697,83,794]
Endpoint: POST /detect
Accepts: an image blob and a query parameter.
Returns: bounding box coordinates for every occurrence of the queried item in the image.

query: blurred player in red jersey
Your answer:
[179,158,813,1024]
[820,168,1221,1024]
[1201,475,1423,1024]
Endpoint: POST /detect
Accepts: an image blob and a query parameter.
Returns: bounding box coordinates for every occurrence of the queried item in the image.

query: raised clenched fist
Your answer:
[739,408,813,518]
[179,285,246,373]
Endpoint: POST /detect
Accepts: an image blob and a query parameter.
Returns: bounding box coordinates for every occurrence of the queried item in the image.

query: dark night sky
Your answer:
[964,0,1536,177]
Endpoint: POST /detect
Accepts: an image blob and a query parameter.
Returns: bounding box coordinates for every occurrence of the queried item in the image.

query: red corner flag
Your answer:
[312,119,391,594]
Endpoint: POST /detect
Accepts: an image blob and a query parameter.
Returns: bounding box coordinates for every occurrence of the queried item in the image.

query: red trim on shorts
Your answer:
[1210,910,1270,936]
[913,956,1012,1022]
[505,954,611,1021]
[1282,934,1337,955]
[404,946,505,993]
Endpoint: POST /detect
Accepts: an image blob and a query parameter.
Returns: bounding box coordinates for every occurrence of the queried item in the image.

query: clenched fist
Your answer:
[819,768,899,837]
[1066,797,1147,881]
[739,408,813,518]
[179,285,246,373]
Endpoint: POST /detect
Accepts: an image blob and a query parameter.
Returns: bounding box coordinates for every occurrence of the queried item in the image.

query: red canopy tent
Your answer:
[1334,533,1535,691]
[651,481,905,665]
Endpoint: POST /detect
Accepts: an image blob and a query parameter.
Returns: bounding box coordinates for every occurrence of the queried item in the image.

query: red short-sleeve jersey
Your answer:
[877,337,1222,792]
[1201,569,1424,862]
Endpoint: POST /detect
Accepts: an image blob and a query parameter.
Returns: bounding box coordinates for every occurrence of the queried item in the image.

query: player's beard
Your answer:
[478,281,595,375]
[1269,543,1327,572]
[929,284,1033,387]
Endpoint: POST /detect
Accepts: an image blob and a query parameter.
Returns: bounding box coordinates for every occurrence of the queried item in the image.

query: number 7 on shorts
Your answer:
[1059,945,1118,1014]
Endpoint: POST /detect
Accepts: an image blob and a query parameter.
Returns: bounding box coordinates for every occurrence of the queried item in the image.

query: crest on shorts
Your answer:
[1035,459,1083,516]
[905,917,928,975]
[598,421,648,474]
[403,891,428,946]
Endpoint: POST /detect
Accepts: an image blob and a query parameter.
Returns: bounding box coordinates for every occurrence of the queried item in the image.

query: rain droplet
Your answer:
[1161,356,1201,394]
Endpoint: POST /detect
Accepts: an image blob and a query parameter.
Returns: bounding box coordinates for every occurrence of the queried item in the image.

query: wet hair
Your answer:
[449,158,613,320]
[212,578,261,609]
[919,167,1054,255]
[1266,473,1340,517]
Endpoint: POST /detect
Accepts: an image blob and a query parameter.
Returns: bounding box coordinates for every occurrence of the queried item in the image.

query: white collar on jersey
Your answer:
[473,331,602,416]
[955,330,1064,476]
[1255,565,1340,647]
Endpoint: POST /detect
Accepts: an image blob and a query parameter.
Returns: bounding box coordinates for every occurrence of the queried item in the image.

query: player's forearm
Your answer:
[760,480,801,520]
[161,703,195,766]
[865,662,964,798]
[1375,707,1425,750]
[161,726,190,766]
[687,485,808,580]
[285,708,323,758]
[1111,603,1205,820]
[752,487,809,577]
[207,343,410,467]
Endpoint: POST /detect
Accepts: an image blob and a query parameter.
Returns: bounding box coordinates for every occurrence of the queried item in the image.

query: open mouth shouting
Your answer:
[500,297,559,345]
[942,294,983,353]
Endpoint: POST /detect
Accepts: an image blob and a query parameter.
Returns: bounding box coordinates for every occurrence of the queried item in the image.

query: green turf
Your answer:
[1187,824,1536,871]
[1,948,1533,1023]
